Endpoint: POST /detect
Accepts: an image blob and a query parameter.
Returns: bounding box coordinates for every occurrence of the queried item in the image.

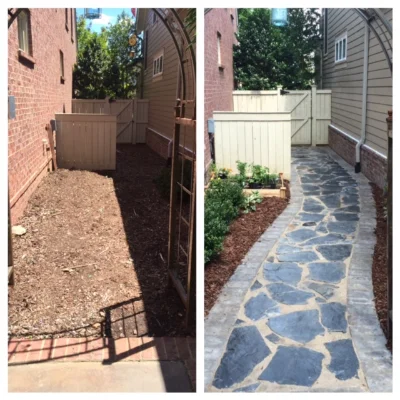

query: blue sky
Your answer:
[76,8,134,33]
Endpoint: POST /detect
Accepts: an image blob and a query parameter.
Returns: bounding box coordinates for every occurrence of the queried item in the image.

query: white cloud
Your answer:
[91,14,116,26]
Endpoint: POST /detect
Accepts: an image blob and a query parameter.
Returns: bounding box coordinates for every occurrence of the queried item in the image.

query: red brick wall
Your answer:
[204,8,237,176]
[8,8,77,223]
[329,125,387,189]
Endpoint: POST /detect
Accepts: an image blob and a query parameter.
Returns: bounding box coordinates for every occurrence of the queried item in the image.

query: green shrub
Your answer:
[205,179,245,263]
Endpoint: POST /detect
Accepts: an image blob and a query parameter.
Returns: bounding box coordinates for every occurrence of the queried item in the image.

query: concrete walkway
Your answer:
[9,361,192,392]
[205,147,392,392]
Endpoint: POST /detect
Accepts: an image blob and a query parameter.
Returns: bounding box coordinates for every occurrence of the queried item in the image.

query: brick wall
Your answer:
[204,9,237,176]
[329,125,387,189]
[8,8,77,223]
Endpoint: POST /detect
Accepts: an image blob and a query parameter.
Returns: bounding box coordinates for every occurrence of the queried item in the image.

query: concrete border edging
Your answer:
[324,147,392,392]
[204,162,303,389]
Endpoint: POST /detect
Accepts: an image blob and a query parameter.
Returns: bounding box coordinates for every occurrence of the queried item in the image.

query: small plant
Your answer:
[242,191,262,213]
[236,161,249,187]
[268,173,279,188]
[217,167,231,179]
[249,164,269,188]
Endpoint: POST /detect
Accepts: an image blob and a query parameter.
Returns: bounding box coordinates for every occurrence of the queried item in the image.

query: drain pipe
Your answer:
[355,24,370,173]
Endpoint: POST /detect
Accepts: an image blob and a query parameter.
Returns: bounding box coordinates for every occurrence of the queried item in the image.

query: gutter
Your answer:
[355,24,370,173]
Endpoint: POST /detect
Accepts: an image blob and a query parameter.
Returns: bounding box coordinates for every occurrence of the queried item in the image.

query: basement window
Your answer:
[18,10,31,55]
[335,32,347,63]
[153,50,164,78]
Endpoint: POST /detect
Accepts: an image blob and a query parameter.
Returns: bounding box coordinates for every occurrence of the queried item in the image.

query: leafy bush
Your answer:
[242,191,262,213]
[205,179,245,263]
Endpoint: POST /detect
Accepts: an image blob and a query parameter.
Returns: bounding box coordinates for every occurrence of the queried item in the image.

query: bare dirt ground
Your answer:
[371,183,391,352]
[205,196,288,316]
[9,145,194,339]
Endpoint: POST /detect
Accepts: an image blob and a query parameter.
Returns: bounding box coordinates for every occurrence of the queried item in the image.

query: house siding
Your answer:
[322,8,391,188]
[204,8,237,178]
[141,9,195,159]
[8,8,77,223]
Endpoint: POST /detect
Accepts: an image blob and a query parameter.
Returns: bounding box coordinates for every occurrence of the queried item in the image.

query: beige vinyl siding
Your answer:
[142,9,195,153]
[322,8,392,156]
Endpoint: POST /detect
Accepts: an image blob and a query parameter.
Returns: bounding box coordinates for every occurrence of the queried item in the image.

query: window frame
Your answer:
[152,50,164,78]
[143,30,149,70]
[17,10,31,56]
[152,11,158,26]
[335,32,347,63]
[217,31,223,68]
[65,8,69,31]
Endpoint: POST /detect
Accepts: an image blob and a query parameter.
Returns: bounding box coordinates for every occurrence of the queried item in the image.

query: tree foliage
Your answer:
[234,8,321,90]
[73,12,141,99]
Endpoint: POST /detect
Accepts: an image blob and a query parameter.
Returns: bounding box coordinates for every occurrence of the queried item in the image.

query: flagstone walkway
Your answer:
[205,147,392,392]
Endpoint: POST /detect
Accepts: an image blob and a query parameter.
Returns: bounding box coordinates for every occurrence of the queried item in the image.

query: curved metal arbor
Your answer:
[150,9,196,328]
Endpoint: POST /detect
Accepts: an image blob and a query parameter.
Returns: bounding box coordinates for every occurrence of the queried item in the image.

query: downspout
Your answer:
[355,24,370,173]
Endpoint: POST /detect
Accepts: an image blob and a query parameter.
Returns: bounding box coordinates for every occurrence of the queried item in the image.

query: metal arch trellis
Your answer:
[149,8,196,328]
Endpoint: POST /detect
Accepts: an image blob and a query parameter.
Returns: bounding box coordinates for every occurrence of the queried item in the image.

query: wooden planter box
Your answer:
[243,187,286,199]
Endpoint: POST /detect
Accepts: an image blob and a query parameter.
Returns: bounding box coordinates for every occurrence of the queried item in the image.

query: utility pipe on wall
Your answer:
[355,24,370,173]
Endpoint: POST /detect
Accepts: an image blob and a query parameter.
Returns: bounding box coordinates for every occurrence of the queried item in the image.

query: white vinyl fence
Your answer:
[72,98,149,144]
[55,113,117,170]
[213,112,292,179]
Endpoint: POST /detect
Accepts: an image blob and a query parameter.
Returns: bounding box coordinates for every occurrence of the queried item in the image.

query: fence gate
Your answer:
[72,99,149,144]
[232,86,331,145]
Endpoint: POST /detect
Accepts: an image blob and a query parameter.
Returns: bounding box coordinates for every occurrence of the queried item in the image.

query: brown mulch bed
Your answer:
[9,144,194,339]
[205,196,289,316]
[371,183,392,352]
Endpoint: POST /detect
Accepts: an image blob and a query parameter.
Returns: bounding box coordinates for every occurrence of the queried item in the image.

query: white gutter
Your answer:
[355,24,370,172]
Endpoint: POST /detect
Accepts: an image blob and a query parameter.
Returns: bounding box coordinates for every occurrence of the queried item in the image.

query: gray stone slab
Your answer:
[320,302,348,332]
[306,281,337,299]
[263,262,302,285]
[212,326,271,389]
[299,213,325,222]
[286,228,318,243]
[303,198,325,213]
[320,194,341,208]
[303,233,346,246]
[244,293,280,321]
[308,262,346,283]
[250,280,263,291]
[233,383,260,392]
[325,339,359,381]
[267,283,314,305]
[266,333,280,344]
[259,346,324,387]
[303,221,317,227]
[276,245,302,254]
[317,244,352,261]
[333,212,360,221]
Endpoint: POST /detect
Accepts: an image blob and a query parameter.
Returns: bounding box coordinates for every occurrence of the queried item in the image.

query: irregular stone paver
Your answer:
[277,251,319,263]
[213,326,271,389]
[233,383,260,392]
[244,293,280,321]
[266,333,280,343]
[268,310,324,343]
[267,283,314,305]
[303,233,346,246]
[317,244,352,261]
[263,263,302,285]
[306,281,337,299]
[325,340,359,381]
[327,221,357,234]
[286,229,317,243]
[308,262,346,283]
[251,280,263,291]
[320,302,347,332]
[207,148,384,393]
[259,346,324,387]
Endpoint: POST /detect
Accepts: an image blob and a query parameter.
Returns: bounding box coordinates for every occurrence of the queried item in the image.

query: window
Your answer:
[18,10,31,55]
[217,32,222,66]
[335,32,347,63]
[323,9,328,55]
[65,8,69,31]
[153,51,164,77]
[71,9,74,42]
[152,11,158,25]
[60,50,65,83]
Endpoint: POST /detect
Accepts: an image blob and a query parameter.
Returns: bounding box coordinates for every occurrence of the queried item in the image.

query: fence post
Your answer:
[276,86,282,111]
[311,85,317,146]
[386,110,392,344]
[104,96,111,115]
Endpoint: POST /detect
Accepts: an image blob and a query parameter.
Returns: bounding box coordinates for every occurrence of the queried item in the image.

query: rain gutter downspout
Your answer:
[355,24,370,173]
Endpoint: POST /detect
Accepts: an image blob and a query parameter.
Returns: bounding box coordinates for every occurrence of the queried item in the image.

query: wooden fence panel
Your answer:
[55,114,117,170]
[213,112,292,179]
[315,90,332,145]
[135,99,149,143]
